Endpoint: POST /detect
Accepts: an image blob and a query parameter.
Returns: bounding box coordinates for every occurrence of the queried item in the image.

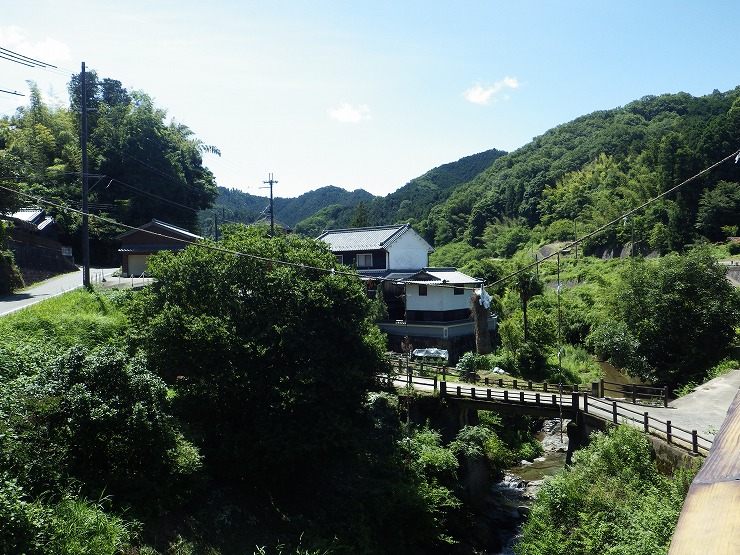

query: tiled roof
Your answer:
[117,219,203,241]
[316,224,411,252]
[9,209,44,223]
[358,269,418,281]
[118,244,186,253]
[406,267,481,285]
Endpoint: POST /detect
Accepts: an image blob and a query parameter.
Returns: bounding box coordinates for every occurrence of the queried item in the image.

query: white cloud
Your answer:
[0,25,72,63]
[463,76,520,105]
[328,102,371,123]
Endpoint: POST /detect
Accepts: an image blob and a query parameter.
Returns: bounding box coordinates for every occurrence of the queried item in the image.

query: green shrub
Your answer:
[515,426,696,555]
[0,475,50,553]
[0,249,24,295]
[47,496,135,555]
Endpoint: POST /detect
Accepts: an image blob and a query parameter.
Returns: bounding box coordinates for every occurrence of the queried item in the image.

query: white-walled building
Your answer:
[317,224,496,360]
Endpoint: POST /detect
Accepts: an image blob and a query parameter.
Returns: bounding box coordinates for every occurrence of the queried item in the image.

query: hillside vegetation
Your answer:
[198,185,374,236]
[419,89,740,254]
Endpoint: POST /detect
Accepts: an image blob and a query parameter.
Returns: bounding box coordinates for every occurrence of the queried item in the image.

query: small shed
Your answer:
[117,219,201,277]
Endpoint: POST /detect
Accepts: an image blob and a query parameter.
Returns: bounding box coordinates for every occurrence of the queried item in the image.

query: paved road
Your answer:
[0,267,119,316]
[645,369,740,438]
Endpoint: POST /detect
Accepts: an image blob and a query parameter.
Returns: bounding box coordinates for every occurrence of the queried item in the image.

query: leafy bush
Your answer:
[455,351,490,377]
[0,344,197,508]
[0,474,50,553]
[515,425,696,555]
[0,477,134,555]
[0,249,24,295]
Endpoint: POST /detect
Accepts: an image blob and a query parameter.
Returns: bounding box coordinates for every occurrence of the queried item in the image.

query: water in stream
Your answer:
[487,420,570,554]
[484,364,640,553]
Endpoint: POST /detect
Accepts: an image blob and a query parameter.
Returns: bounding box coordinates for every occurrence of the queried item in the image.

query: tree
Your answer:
[127,224,387,498]
[350,200,370,227]
[612,247,740,385]
[695,181,740,241]
[513,270,543,342]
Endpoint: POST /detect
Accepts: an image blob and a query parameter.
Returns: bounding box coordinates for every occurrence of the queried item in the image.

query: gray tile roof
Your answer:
[406,267,481,285]
[316,224,411,252]
[116,219,203,241]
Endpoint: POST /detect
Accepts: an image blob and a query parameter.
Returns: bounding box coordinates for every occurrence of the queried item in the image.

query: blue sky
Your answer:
[1,1,737,198]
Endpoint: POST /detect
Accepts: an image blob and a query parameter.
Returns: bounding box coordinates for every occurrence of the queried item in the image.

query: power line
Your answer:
[485,147,740,290]
[0,46,58,69]
[0,46,73,78]
[2,147,737,293]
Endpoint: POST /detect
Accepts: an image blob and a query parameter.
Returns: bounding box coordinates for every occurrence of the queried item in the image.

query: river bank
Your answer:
[459,418,570,555]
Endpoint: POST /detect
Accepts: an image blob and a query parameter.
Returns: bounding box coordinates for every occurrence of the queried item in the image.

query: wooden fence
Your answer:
[438,381,711,456]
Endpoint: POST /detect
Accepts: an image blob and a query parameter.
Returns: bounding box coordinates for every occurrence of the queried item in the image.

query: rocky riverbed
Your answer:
[474,419,570,555]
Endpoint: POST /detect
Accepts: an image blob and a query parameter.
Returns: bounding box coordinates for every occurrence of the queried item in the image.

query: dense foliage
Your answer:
[0,289,169,552]
[0,72,217,265]
[420,89,740,250]
[590,248,740,385]
[515,425,696,555]
[127,225,388,496]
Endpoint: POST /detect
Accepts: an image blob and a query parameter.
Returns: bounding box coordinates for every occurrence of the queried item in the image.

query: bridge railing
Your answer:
[438,381,712,456]
[440,380,580,411]
[585,395,712,455]
[599,379,669,407]
[379,370,439,393]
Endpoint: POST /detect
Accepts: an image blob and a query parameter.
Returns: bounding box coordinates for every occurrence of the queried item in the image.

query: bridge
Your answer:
[385,367,740,457]
[384,364,740,552]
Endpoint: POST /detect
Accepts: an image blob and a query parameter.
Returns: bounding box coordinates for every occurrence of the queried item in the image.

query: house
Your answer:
[3,209,76,276]
[316,223,432,271]
[317,224,496,360]
[6,208,63,248]
[117,219,202,277]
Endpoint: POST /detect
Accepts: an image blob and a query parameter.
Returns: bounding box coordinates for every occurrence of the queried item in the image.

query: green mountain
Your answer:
[293,148,507,236]
[198,185,374,236]
[199,148,506,238]
[419,88,740,255]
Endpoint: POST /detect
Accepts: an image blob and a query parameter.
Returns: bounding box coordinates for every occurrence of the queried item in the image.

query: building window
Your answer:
[418,284,428,296]
[356,253,372,268]
[335,255,343,265]
[454,287,464,295]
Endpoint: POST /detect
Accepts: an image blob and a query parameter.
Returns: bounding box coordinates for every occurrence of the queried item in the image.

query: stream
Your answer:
[483,419,570,555]
[465,363,640,554]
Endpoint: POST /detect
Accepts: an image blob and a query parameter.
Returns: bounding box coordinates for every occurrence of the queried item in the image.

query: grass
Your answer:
[0,288,130,380]
[674,357,740,397]
[0,288,128,348]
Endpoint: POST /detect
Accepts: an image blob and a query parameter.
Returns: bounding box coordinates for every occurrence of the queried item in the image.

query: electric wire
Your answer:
[484,147,740,290]
[1,147,737,293]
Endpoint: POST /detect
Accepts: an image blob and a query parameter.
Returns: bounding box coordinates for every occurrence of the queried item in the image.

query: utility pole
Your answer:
[80,62,90,287]
[574,219,578,260]
[262,173,277,236]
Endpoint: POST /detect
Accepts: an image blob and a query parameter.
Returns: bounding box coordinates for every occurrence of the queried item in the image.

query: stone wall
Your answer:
[9,240,77,284]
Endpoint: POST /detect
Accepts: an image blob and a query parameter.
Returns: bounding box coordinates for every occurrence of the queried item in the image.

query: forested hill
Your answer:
[207,88,739,254]
[201,148,506,238]
[418,88,740,254]
[293,148,507,236]
[198,185,373,235]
